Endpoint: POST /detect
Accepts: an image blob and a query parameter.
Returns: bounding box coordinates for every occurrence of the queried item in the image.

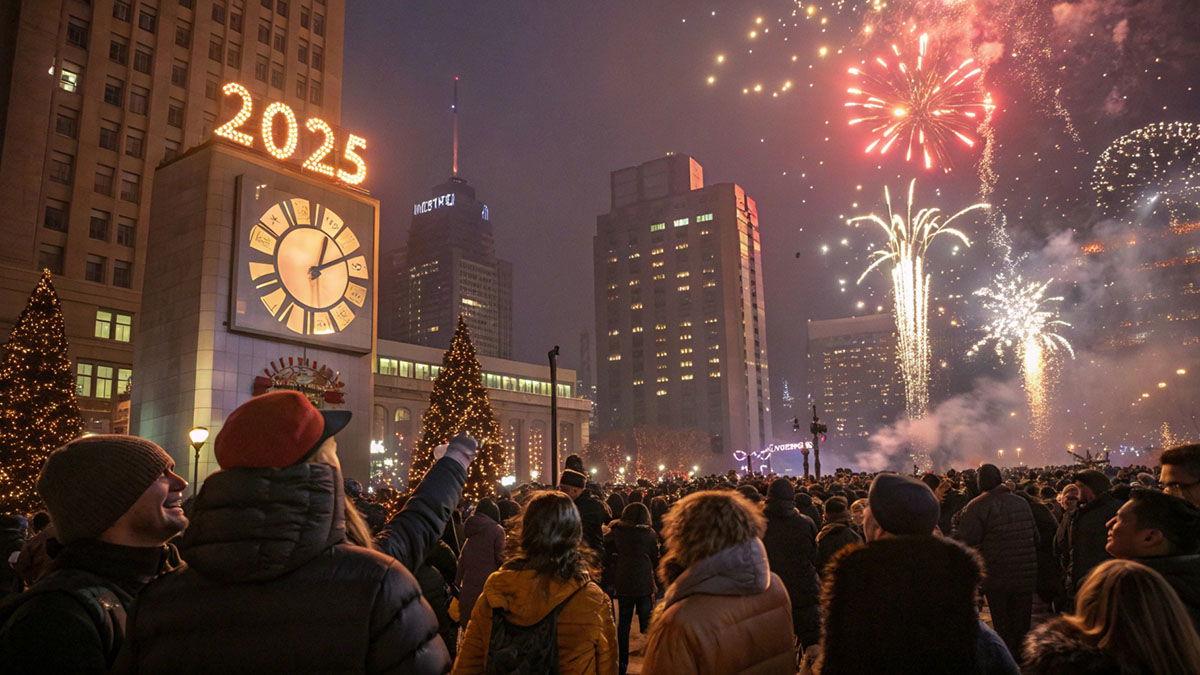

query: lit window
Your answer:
[628,280,639,286]
[627,252,640,259]
[608,354,622,361]
[656,390,667,396]
[652,273,665,280]
[631,326,644,333]
[651,248,664,255]
[676,243,689,251]
[709,372,721,378]
[59,64,82,92]
[652,261,664,268]
[378,357,398,376]
[680,347,693,354]
[655,324,667,330]
[630,303,643,310]
[709,357,721,363]
[676,271,690,278]
[681,374,694,381]
[656,376,668,383]
[681,360,693,368]
[656,351,667,358]
[677,285,690,292]
[608,256,618,263]
[75,363,93,397]
[705,318,719,324]
[697,213,714,222]
[633,379,644,386]
[704,281,717,288]
[681,334,693,340]
[607,329,620,336]
[673,218,689,227]
[700,229,711,236]
[649,222,665,232]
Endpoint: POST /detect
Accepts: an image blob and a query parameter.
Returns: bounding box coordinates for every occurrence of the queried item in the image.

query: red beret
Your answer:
[215,391,350,469]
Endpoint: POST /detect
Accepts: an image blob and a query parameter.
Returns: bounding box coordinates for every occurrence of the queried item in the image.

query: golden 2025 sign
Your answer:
[214,82,367,187]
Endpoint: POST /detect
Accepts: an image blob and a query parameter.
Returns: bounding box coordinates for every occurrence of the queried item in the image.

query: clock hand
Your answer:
[311,250,358,273]
[310,237,331,279]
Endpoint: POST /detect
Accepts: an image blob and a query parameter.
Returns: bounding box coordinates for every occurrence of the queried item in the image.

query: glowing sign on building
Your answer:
[413,193,456,215]
[213,82,368,186]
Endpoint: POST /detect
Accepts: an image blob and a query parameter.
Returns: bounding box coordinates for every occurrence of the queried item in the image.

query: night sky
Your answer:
[343,1,1200,447]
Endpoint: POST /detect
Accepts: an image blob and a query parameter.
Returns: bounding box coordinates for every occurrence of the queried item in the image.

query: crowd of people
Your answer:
[1,388,1200,673]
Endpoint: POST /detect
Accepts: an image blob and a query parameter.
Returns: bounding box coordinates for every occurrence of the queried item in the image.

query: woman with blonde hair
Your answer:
[642,490,794,674]
[1023,558,1200,674]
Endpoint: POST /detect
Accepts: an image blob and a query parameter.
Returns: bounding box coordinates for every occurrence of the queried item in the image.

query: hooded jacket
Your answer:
[121,463,449,674]
[642,539,795,675]
[953,485,1039,593]
[452,569,617,675]
[1062,491,1123,594]
[1021,617,1121,675]
[602,520,659,598]
[1138,553,1200,630]
[761,498,822,645]
[455,511,505,627]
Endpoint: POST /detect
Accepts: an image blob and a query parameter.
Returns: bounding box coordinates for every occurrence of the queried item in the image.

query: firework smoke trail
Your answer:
[852,181,988,435]
[970,275,1074,447]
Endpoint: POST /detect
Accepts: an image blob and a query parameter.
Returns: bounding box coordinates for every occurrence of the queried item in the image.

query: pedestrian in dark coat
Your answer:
[1016,490,1061,605]
[761,478,822,649]
[603,502,660,675]
[119,391,453,674]
[816,496,861,576]
[560,469,611,556]
[953,464,1038,657]
[455,498,505,629]
[0,436,186,672]
[412,539,459,659]
[0,516,26,599]
[1062,470,1123,598]
[607,491,627,518]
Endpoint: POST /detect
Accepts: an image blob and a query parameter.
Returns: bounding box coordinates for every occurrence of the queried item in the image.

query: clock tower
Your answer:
[132,138,379,487]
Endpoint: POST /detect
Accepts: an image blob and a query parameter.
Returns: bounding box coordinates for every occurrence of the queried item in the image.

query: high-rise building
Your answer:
[381,175,513,358]
[593,154,771,467]
[0,0,343,431]
[806,313,904,456]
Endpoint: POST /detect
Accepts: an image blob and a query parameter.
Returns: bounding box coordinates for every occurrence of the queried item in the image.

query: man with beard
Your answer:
[0,436,187,670]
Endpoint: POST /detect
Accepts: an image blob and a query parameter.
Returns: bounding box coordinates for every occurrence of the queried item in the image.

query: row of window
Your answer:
[47,150,144,203]
[646,213,713,233]
[376,357,573,397]
[43,199,137,247]
[75,362,133,400]
[95,310,134,342]
[37,245,133,288]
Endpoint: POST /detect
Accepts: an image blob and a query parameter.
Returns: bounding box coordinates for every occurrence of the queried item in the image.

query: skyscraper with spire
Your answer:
[379,79,512,358]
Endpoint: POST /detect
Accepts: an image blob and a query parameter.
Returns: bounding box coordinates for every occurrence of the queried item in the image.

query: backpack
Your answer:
[0,568,126,665]
[485,582,591,675]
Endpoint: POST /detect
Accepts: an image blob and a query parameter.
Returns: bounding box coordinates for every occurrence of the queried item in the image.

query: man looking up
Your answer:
[0,436,187,670]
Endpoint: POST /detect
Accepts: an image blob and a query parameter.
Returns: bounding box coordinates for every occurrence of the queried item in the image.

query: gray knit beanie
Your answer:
[37,435,173,544]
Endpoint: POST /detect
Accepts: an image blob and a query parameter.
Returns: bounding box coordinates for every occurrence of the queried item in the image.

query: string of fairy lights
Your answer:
[0,271,84,514]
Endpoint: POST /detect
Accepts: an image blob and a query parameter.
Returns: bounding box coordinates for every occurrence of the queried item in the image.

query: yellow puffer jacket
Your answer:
[452,568,618,675]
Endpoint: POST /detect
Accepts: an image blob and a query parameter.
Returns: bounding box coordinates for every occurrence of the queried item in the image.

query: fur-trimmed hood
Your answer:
[662,539,770,608]
[1022,617,1121,675]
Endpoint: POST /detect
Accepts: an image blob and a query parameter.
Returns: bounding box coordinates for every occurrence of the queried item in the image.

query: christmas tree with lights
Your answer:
[0,271,84,513]
[408,317,504,501]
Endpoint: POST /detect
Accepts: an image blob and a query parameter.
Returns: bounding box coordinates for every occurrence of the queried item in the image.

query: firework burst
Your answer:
[970,274,1074,444]
[846,32,994,171]
[1093,121,1200,226]
[851,180,987,423]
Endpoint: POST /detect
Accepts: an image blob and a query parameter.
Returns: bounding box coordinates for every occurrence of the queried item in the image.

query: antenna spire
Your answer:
[451,76,460,177]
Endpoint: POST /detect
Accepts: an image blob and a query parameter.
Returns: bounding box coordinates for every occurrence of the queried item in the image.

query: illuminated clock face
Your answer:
[246,198,369,336]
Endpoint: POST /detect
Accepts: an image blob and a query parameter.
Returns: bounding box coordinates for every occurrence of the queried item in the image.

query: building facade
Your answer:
[593,154,772,469]
[372,339,590,486]
[0,0,343,432]
[806,313,904,457]
[380,176,513,359]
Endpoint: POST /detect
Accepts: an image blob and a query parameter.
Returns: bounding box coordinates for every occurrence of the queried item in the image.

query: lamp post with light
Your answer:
[188,426,209,497]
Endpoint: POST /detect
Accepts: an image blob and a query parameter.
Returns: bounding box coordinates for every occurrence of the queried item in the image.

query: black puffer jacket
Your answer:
[1017,492,1061,602]
[1139,554,1200,631]
[953,486,1038,593]
[575,491,611,556]
[1063,491,1123,595]
[122,463,450,674]
[603,521,659,597]
[761,499,821,646]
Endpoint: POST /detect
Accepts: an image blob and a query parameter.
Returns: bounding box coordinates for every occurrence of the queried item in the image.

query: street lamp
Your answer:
[187,426,209,497]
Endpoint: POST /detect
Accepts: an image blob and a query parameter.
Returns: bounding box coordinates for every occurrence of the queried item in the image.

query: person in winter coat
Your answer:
[952,464,1039,657]
[1060,470,1123,599]
[642,490,795,675]
[603,502,659,675]
[0,436,187,672]
[453,491,617,675]
[816,496,861,575]
[824,473,1017,675]
[1015,489,1060,606]
[761,478,822,650]
[456,498,505,629]
[1022,559,1200,674]
[413,539,459,660]
[0,516,26,599]
[819,536,1018,675]
[1104,487,1200,629]
[560,470,611,556]
[120,391,456,673]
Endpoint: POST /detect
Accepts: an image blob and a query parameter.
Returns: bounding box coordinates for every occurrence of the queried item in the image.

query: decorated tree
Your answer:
[0,271,84,513]
[407,317,504,500]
